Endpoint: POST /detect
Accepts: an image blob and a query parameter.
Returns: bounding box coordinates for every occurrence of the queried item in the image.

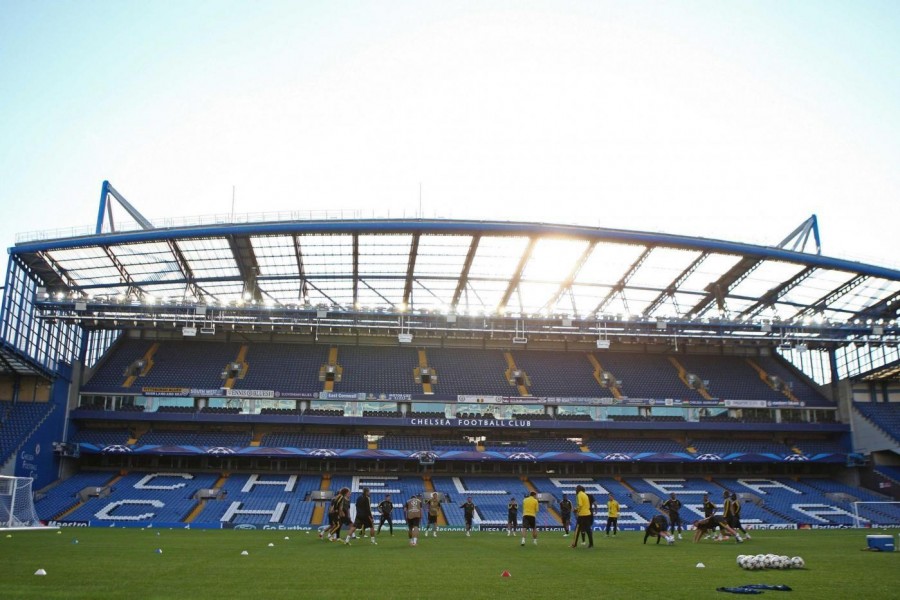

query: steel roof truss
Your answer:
[497,237,537,311]
[540,240,597,313]
[740,266,817,319]
[796,274,870,319]
[689,256,761,317]
[292,235,308,303]
[403,233,420,308]
[165,239,206,302]
[593,246,653,315]
[226,235,262,302]
[352,233,359,308]
[451,235,481,310]
[642,251,709,317]
[101,246,143,299]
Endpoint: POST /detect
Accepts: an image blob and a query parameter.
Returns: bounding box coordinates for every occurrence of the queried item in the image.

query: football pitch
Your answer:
[1,528,897,599]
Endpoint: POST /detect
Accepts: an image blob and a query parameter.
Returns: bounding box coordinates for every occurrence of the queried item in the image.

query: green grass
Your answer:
[1,528,897,599]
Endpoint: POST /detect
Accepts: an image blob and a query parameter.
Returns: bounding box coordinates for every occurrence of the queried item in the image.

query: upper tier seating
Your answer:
[259,432,367,449]
[853,402,900,443]
[137,430,252,447]
[0,401,54,463]
[425,348,513,396]
[509,350,603,397]
[677,355,785,402]
[81,341,838,405]
[84,340,244,392]
[232,343,330,395]
[691,439,790,455]
[587,353,706,401]
[332,346,421,395]
[68,428,131,446]
[755,356,829,405]
[587,438,686,454]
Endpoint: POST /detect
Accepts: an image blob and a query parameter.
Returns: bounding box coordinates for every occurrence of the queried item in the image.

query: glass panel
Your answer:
[358,234,412,277]
[251,235,300,277]
[467,236,529,279]
[575,242,646,285]
[729,260,808,299]
[299,234,353,277]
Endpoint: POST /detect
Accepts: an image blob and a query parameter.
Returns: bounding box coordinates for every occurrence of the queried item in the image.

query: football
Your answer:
[791,556,805,569]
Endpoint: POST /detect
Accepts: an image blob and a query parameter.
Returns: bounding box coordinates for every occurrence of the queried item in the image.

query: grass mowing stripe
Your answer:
[1,529,898,599]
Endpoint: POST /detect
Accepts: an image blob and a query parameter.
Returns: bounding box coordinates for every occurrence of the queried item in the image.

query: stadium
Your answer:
[1,181,898,594]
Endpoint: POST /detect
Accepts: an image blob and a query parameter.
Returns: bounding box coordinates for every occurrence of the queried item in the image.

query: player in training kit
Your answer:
[571,485,593,548]
[644,514,675,545]
[460,497,477,537]
[346,487,377,545]
[506,497,518,536]
[661,493,684,539]
[377,494,394,536]
[580,493,595,545]
[424,492,442,537]
[321,493,342,541]
[404,494,423,546]
[721,491,733,541]
[692,514,743,543]
[728,492,750,538]
[520,491,539,546]
[702,494,716,539]
[325,487,351,541]
[559,494,573,536]
[606,493,619,536]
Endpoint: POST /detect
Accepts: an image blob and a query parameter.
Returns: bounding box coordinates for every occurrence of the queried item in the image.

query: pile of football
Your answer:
[737,554,805,570]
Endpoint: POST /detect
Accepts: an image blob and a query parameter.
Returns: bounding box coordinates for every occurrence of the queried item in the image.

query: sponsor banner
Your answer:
[408,418,533,428]
[479,525,565,532]
[542,397,609,405]
[44,520,89,527]
[142,387,190,396]
[683,399,725,407]
[767,400,806,408]
[222,523,316,531]
[744,524,797,530]
[319,392,366,400]
[225,388,274,398]
[141,387,224,397]
[724,399,769,408]
[457,395,502,404]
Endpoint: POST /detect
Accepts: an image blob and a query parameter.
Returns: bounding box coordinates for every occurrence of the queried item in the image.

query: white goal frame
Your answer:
[851,501,900,529]
[0,475,54,531]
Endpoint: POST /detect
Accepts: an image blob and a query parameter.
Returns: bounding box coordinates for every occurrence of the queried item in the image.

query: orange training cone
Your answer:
[501,570,511,578]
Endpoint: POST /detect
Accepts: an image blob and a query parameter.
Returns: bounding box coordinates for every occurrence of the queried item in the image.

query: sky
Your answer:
[1,0,899,270]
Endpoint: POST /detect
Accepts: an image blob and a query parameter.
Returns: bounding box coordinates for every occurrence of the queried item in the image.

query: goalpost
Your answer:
[851,501,900,529]
[0,475,48,530]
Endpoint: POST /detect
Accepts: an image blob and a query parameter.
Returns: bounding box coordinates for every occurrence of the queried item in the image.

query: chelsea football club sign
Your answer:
[408,417,532,428]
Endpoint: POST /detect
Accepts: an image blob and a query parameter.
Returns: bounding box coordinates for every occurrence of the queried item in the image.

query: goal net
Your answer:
[851,501,900,529]
[0,475,42,529]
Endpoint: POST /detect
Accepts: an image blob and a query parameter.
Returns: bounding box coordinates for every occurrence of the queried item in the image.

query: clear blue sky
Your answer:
[2,1,899,266]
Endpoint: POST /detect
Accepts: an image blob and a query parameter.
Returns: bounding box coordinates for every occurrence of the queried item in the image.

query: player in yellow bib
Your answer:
[571,485,593,548]
[606,493,619,537]
[520,491,540,546]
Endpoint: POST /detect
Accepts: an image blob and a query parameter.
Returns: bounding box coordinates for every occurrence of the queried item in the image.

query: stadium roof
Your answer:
[8,182,900,349]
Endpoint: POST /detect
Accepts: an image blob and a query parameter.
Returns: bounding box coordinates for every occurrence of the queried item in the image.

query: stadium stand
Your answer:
[853,402,900,443]
[425,349,513,396]
[332,346,421,395]
[509,350,602,397]
[0,401,55,463]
